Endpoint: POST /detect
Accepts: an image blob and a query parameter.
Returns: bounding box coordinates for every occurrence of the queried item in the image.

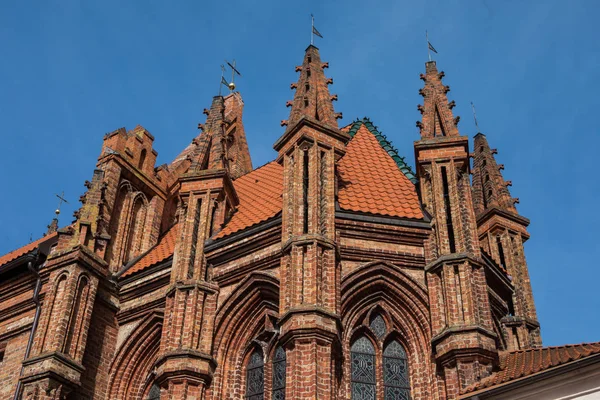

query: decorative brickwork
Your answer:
[0,44,591,400]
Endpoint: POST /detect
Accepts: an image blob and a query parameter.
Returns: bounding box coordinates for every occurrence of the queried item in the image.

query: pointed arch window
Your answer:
[272,346,286,400]
[383,340,411,400]
[350,313,413,400]
[246,348,265,400]
[147,383,161,400]
[351,336,376,400]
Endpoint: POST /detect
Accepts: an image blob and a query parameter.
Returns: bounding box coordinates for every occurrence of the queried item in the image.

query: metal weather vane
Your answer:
[426,30,438,61]
[471,102,480,132]
[311,14,323,45]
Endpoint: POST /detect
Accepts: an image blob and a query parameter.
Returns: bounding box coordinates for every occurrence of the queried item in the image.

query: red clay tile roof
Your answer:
[338,123,423,219]
[462,342,600,395]
[215,161,284,239]
[121,225,178,278]
[0,232,58,269]
[122,119,425,276]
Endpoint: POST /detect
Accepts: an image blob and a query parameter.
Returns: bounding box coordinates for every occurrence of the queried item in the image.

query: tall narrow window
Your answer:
[139,149,147,169]
[496,236,506,270]
[303,149,310,234]
[272,346,286,400]
[383,340,411,400]
[441,167,456,253]
[246,349,264,400]
[351,336,376,400]
[188,199,202,279]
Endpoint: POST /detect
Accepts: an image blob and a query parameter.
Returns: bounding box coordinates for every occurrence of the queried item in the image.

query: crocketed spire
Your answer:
[471,133,518,215]
[416,61,461,139]
[283,45,340,130]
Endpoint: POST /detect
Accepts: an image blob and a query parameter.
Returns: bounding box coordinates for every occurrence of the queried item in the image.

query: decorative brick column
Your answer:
[275,44,348,399]
[154,96,239,399]
[472,133,541,350]
[415,61,498,397]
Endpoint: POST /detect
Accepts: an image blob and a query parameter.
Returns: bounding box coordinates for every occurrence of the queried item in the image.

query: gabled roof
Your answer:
[0,232,58,270]
[462,342,600,396]
[338,119,423,220]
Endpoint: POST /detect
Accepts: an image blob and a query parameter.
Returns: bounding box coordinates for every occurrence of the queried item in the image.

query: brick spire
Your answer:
[173,93,252,180]
[283,45,340,130]
[204,95,228,171]
[417,61,460,139]
[472,133,517,215]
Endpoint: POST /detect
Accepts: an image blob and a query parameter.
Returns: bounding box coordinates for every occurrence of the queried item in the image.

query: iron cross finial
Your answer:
[55,191,68,216]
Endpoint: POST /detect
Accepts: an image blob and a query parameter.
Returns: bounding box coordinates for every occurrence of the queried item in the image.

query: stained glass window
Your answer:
[370,314,387,339]
[383,340,411,400]
[147,383,161,400]
[272,346,286,400]
[351,336,376,400]
[246,348,265,400]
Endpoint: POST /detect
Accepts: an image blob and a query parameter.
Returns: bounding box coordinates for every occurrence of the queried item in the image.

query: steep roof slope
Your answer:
[120,224,178,278]
[338,119,423,219]
[215,161,283,239]
[121,118,424,277]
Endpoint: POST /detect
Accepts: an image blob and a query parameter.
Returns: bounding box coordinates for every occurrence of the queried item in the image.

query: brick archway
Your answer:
[209,271,279,400]
[108,311,163,400]
[341,262,440,400]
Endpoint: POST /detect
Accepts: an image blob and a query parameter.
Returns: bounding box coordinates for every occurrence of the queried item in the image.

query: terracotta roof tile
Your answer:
[338,122,423,220]
[0,232,58,269]
[215,161,283,239]
[121,225,178,277]
[121,119,424,276]
[462,342,600,395]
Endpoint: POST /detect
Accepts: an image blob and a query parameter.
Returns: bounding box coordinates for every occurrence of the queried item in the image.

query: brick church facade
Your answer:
[1,44,599,400]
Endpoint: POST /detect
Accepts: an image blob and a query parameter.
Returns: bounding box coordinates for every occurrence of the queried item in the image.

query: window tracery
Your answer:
[272,346,286,400]
[246,348,265,400]
[350,313,412,400]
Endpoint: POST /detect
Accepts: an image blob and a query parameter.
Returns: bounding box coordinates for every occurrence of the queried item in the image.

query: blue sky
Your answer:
[1,0,598,346]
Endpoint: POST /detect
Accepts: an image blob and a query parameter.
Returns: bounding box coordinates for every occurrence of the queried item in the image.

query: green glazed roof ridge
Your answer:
[349,117,417,184]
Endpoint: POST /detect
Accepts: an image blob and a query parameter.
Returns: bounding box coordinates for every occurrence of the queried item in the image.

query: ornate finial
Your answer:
[47,191,68,235]
[225,60,242,92]
[55,191,68,218]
